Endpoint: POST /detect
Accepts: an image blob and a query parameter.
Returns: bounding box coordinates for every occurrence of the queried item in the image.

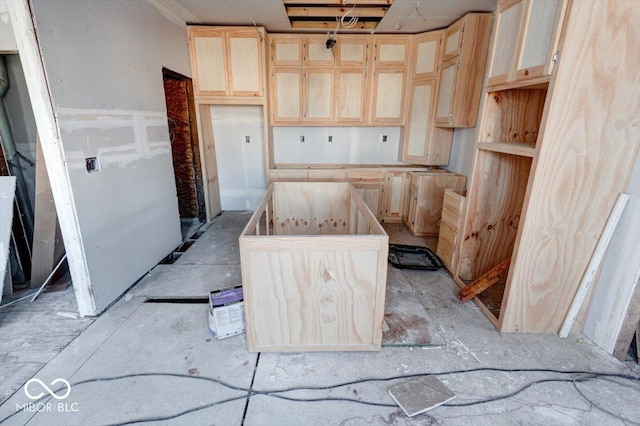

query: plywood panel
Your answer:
[273,69,302,122]
[229,35,261,94]
[337,37,367,66]
[414,34,439,77]
[406,82,432,158]
[273,182,350,235]
[435,60,456,121]
[245,247,379,350]
[500,0,640,333]
[335,69,366,122]
[480,88,547,144]
[459,152,530,281]
[306,36,334,65]
[306,69,333,121]
[372,70,405,123]
[194,36,226,93]
[413,173,466,236]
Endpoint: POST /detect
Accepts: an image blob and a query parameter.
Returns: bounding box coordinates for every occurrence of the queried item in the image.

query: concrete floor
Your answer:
[0,211,639,425]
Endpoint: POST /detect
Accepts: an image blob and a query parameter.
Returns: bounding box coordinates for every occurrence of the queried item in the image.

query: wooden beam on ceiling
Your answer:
[290,20,378,30]
[287,6,388,17]
[284,0,393,5]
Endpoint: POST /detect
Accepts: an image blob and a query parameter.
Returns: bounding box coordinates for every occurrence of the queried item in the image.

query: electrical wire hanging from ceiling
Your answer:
[340,0,358,29]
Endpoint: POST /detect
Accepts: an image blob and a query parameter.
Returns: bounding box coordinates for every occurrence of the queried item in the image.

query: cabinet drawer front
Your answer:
[436,234,456,269]
[438,221,458,246]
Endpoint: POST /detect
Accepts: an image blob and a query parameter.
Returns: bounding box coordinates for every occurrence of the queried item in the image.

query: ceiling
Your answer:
[150,0,497,34]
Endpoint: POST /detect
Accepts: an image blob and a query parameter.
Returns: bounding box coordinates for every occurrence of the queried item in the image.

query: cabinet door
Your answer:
[271,68,303,124]
[434,57,457,125]
[404,80,436,162]
[228,30,263,96]
[191,32,227,96]
[413,31,443,80]
[352,182,384,221]
[383,172,406,222]
[305,36,334,66]
[442,18,464,61]
[335,68,367,123]
[305,69,333,123]
[515,0,567,81]
[370,69,407,124]
[270,35,303,66]
[487,0,524,86]
[336,36,369,67]
[373,36,412,67]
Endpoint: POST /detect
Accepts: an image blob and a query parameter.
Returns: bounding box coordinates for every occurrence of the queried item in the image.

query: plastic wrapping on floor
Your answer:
[388,244,443,270]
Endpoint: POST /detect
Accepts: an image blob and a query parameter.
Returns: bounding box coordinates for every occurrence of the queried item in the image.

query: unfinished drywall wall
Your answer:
[0,2,16,52]
[210,105,267,210]
[3,54,37,207]
[273,127,403,165]
[445,128,476,177]
[583,148,640,353]
[30,0,190,313]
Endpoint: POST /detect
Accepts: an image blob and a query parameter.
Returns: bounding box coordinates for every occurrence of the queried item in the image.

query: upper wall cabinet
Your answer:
[413,31,442,80]
[487,0,568,86]
[270,35,303,66]
[188,27,266,98]
[336,36,369,67]
[434,13,493,128]
[373,36,412,67]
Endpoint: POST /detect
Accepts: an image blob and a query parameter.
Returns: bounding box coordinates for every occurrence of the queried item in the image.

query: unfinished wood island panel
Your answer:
[455,0,640,333]
[240,182,388,352]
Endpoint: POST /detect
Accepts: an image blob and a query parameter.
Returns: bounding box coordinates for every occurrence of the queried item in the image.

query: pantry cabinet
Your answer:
[188,27,266,98]
[434,13,493,128]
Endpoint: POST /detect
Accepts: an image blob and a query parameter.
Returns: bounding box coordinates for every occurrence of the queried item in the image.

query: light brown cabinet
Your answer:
[383,172,407,222]
[188,27,266,98]
[402,30,454,166]
[487,0,567,86]
[403,171,466,236]
[434,13,493,128]
[268,34,412,126]
[455,1,638,334]
[437,189,466,271]
[370,68,407,125]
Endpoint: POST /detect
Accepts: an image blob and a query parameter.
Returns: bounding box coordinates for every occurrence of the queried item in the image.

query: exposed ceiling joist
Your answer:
[284,0,392,5]
[284,0,393,32]
[287,6,388,18]
[290,20,378,30]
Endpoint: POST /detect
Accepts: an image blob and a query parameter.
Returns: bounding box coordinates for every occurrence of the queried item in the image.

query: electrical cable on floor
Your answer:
[1,368,638,426]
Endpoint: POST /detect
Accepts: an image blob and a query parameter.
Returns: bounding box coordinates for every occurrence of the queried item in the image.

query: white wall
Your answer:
[583,148,640,353]
[444,128,476,177]
[273,127,404,165]
[31,0,190,312]
[210,105,267,210]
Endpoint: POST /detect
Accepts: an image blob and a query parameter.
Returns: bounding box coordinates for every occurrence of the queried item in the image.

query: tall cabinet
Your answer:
[454,0,639,333]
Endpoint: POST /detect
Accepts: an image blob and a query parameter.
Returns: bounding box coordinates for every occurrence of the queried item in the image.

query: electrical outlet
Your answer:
[328,135,333,142]
[85,157,100,173]
[300,135,305,143]
[245,135,250,143]
[382,134,388,142]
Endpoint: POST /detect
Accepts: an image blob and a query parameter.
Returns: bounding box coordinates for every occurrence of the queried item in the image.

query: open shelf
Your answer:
[457,150,533,324]
[477,142,535,157]
[478,85,548,156]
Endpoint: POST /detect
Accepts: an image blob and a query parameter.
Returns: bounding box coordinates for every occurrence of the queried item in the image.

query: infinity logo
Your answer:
[24,378,71,400]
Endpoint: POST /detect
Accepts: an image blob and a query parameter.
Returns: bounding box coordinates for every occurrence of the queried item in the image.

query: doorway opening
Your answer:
[162,68,206,239]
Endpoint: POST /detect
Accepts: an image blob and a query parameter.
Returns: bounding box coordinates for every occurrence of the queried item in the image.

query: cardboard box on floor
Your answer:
[208,285,245,339]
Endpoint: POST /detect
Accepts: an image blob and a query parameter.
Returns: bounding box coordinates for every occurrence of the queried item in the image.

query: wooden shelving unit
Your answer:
[453,0,640,333]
